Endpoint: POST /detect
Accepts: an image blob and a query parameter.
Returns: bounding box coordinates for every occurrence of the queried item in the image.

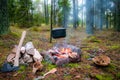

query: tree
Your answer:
[32,0,44,26]
[44,0,49,24]
[0,0,9,35]
[58,0,71,28]
[8,0,16,24]
[16,0,33,28]
[114,0,120,31]
[86,0,94,34]
[105,0,109,29]
[99,0,104,30]
[50,0,53,43]
[73,0,78,29]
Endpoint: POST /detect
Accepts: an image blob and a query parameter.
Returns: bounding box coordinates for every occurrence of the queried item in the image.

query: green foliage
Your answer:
[57,0,71,26]
[58,0,71,9]
[0,0,10,35]
[30,26,40,31]
[95,74,113,80]
[33,13,43,26]
[8,0,33,28]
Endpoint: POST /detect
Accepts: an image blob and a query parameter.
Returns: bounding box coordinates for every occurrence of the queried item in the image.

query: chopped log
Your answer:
[32,62,43,74]
[14,31,26,66]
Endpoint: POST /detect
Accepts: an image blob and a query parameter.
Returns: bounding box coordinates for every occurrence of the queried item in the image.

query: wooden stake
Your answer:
[14,31,26,66]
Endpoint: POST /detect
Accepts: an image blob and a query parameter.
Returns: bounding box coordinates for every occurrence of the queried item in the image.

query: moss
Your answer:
[20,74,26,80]
[95,74,113,80]
[82,52,90,59]
[65,63,79,68]
[104,63,116,72]
[42,61,57,71]
[18,65,27,73]
[87,36,101,43]
[84,64,91,69]
[108,45,120,50]
[116,72,120,79]
[64,75,72,79]
[0,40,4,46]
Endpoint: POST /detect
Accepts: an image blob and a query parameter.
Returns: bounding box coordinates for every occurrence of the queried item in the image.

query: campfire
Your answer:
[42,43,81,66]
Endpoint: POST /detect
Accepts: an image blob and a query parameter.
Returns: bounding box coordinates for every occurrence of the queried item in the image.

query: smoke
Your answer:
[85,0,116,34]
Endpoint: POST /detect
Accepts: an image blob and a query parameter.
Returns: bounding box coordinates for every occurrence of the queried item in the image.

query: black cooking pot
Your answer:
[52,28,66,39]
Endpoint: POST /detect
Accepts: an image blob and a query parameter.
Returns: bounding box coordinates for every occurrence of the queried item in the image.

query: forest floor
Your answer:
[0,26,120,80]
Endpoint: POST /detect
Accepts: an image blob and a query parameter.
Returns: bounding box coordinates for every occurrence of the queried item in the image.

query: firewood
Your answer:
[32,62,43,74]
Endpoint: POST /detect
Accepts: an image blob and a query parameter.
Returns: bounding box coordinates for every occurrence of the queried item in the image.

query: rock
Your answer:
[23,53,33,63]
[20,47,25,54]
[25,42,35,55]
[33,49,43,62]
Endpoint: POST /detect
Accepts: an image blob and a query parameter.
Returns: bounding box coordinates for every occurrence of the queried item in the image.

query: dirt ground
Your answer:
[0,26,120,80]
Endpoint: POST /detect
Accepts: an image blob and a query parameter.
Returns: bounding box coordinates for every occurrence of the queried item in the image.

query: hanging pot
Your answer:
[52,28,66,39]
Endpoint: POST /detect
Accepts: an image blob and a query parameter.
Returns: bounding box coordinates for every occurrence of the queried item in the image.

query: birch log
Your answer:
[14,31,26,66]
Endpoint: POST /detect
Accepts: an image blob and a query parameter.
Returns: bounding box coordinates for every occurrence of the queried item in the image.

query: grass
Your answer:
[87,36,101,43]
[0,26,120,80]
[29,26,50,32]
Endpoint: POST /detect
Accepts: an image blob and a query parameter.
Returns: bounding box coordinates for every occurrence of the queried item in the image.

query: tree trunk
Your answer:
[86,0,94,34]
[73,0,77,29]
[105,0,109,29]
[44,0,49,24]
[0,0,9,35]
[100,0,103,30]
[50,0,53,43]
[116,0,120,31]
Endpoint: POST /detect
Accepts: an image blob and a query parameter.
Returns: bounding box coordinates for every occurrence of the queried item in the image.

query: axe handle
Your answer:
[14,31,26,66]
